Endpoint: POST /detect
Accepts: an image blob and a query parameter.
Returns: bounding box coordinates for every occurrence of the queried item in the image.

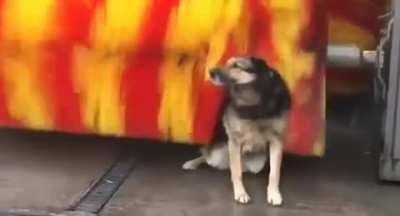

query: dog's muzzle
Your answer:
[209,68,227,86]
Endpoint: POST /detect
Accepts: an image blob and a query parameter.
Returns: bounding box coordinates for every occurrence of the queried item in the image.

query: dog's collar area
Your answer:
[230,80,257,88]
[233,104,281,119]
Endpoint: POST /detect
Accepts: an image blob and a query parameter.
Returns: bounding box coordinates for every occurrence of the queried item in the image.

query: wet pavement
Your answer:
[0,108,398,215]
[0,131,121,214]
[100,125,400,216]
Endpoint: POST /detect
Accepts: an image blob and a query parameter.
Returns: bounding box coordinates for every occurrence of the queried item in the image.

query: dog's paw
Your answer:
[234,192,251,204]
[182,161,198,170]
[267,189,282,206]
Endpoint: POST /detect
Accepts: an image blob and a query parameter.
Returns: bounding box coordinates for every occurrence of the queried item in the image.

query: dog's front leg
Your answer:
[229,140,250,204]
[267,138,283,206]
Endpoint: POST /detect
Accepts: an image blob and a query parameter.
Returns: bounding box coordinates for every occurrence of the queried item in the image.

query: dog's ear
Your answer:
[250,57,270,74]
[269,69,291,111]
[272,75,291,111]
[252,60,291,114]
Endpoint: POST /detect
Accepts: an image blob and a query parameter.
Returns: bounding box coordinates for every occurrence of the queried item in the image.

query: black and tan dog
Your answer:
[182,57,291,205]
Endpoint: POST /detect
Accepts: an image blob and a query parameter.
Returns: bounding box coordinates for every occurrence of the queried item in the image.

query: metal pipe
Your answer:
[327,45,377,69]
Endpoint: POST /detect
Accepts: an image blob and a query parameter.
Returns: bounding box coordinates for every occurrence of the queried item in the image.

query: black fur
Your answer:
[233,58,291,119]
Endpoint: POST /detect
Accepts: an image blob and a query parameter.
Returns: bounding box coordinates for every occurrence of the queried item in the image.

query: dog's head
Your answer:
[209,57,283,87]
[210,57,260,86]
[210,57,291,118]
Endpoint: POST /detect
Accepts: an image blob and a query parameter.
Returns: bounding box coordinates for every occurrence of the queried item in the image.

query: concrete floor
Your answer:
[100,125,400,216]
[0,131,121,214]
[0,103,399,215]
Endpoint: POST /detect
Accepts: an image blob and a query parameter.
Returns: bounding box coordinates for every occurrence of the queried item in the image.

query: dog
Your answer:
[182,57,291,206]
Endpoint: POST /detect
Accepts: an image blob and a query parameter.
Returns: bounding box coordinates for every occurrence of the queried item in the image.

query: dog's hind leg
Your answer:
[182,156,206,170]
[267,137,283,206]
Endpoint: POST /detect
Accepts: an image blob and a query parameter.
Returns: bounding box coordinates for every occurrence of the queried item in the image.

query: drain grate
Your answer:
[70,154,135,214]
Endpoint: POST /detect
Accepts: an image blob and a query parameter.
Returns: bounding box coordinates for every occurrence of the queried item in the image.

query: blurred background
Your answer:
[1,0,400,216]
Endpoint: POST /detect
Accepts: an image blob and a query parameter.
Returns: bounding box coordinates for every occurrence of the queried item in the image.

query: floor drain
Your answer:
[70,153,135,214]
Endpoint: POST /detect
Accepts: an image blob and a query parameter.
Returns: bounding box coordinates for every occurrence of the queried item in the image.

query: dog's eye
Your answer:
[233,62,250,71]
[269,72,274,77]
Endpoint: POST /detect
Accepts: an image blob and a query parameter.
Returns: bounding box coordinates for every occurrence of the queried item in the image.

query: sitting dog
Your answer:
[182,57,291,205]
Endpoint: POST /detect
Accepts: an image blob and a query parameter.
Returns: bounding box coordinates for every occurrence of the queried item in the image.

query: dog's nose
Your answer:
[209,68,221,79]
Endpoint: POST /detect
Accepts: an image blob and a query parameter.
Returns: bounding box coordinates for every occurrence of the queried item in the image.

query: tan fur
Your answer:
[182,56,290,206]
[223,106,288,205]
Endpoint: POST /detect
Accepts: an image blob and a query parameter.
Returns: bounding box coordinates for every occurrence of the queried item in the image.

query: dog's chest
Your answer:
[224,114,286,153]
[241,122,272,151]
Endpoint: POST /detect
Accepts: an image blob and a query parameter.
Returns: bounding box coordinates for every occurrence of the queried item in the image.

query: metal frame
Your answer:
[379,0,400,181]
